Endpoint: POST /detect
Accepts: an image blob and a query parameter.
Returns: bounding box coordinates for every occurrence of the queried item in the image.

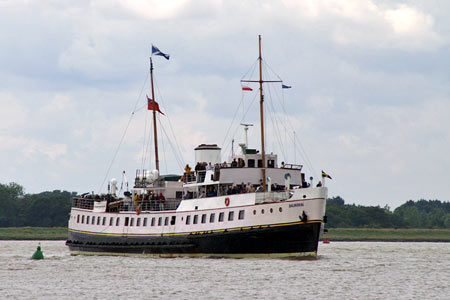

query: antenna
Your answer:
[240,123,254,147]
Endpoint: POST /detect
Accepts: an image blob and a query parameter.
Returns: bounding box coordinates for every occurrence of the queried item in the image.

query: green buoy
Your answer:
[31,244,44,260]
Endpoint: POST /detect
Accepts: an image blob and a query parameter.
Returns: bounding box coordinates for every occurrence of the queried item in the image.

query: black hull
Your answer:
[66,221,321,258]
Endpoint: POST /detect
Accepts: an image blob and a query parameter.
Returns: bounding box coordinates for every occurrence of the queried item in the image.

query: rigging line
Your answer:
[265,88,288,160]
[158,117,185,170]
[158,115,168,175]
[220,92,246,151]
[240,58,259,81]
[98,69,150,193]
[141,102,150,171]
[221,91,259,160]
[153,76,186,165]
[268,82,316,173]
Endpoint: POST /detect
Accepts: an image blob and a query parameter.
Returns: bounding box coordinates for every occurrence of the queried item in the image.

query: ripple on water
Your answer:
[0,241,449,300]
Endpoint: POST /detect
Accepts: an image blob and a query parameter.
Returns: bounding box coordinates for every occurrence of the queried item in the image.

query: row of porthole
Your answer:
[75,206,285,227]
[253,207,283,215]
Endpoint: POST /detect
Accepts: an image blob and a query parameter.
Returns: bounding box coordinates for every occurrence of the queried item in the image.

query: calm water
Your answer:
[1,241,449,300]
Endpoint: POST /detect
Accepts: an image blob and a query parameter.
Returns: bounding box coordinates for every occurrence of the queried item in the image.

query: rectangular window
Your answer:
[86,216,90,224]
[109,217,113,226]
[125,217,129,226]
[130,218,134,226]
[102,217,106,226]
[258,159,262,168]
[176,191,183,199]
[170,216,176,225]
[209,213,215,223]
[91,216,95,224]
[219,212,224,222]
[116,217,120,226]
[143,218,147,226]
[248,159,255,168]
[81,215,85,224]
[193,215,198,224]
[77,215,80,223]
[136,218,141,227]
[151,217,155,226]
[238,210,245,220]
[186,215,191,225]
[158,217,162,226]
[228,211,234,221]
[201,214,207,224]
[164,217,169,226]
[97,217,101,225]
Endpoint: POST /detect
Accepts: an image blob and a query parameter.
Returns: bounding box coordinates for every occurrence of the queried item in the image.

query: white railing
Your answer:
[254,191,290,203]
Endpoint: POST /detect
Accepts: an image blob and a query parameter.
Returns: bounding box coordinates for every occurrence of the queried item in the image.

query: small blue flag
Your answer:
[282,84,292,89]
[152,45,170,60]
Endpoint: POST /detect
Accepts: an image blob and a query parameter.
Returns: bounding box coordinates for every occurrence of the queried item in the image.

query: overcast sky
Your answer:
[1,0,449,208]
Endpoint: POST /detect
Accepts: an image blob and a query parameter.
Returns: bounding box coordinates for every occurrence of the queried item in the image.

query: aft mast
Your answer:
[149,57,159,172]
[257,35,267,192]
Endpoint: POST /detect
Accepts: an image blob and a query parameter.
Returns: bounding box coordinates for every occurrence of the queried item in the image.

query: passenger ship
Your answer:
[66,36,328,258]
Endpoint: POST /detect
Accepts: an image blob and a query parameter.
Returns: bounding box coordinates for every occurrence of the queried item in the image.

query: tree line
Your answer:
[1,182,449,228]
[326,196,450,228]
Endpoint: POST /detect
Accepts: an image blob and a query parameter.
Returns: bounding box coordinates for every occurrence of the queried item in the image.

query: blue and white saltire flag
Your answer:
[152,45,170,60]
[282,84,292,89]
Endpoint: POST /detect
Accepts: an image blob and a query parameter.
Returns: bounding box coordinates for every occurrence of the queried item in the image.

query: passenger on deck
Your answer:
[206,162,214,171]
[195,162,201,172]
[185,164,192,175]
[281,161,285,168]
[151,193,158,210]
[221,161,227,168]
[231,159,238,168]
[316,181,322,187]
[158,193,165,210]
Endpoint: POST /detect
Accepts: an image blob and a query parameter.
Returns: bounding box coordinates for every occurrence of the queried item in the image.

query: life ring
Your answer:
[225,197,230,207]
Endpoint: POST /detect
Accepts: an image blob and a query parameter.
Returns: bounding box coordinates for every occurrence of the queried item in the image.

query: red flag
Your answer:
[242,86,253,91]
[147,96,165,115]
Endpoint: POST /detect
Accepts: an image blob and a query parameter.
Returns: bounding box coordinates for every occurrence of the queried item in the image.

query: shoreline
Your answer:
[1,227,449,242]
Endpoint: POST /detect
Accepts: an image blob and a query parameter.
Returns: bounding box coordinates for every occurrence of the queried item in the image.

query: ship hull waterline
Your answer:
[66,221,322,259]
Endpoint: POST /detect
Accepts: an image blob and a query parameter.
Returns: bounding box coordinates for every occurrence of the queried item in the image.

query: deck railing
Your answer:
[72,197,181,212]
[255,191,290,203]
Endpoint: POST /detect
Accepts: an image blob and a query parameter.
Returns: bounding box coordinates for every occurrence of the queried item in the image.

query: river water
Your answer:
[1,241,448,300]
